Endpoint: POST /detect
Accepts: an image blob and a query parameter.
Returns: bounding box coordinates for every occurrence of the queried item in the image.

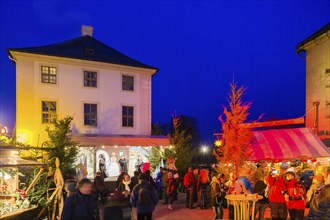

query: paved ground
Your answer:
[130,193,275,220]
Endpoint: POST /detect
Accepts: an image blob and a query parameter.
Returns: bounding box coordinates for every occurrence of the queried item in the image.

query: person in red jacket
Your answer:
[284,170,306,220]
[267,169,288,220]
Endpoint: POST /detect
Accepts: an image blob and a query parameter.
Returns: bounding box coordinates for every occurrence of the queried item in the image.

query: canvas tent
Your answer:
[248,127,329,162]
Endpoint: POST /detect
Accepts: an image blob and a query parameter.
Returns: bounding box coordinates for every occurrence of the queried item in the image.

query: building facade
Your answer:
[8,26,168,178]
[296,22,330,147]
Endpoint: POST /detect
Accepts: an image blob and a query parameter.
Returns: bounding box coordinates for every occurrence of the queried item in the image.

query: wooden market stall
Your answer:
[0,145,45,219]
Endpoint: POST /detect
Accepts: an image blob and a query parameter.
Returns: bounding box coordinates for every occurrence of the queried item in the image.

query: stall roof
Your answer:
[0,145,46,167]
[71,134,170,147]
[248,127,329,161]
[0,155,45,167]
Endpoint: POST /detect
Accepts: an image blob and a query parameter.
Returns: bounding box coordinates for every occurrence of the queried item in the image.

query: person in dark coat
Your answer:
[61,178,100,220]
[130,173,159,220]
[145,170,157,189]
[116,171,126,189]
[210,173,227,220]
[253,176,268,220]
[130,171,139,189]
[307,184,330,220]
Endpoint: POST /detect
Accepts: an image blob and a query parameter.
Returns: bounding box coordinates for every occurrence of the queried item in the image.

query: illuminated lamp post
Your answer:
[201,145,208,165]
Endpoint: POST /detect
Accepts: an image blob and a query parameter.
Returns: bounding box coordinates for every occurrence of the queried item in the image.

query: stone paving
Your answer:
[131,193,275,220]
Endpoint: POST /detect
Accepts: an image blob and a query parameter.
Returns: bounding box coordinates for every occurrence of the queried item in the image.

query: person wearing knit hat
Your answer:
[284,167,306,220]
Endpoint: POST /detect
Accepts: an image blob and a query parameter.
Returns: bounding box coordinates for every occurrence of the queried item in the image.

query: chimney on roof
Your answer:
[81,25,94,37]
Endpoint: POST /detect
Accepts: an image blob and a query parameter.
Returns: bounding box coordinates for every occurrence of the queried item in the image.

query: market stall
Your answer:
[0,146,45,219]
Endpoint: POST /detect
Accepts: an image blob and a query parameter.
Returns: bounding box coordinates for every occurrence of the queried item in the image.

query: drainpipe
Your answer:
[313,101,320,134]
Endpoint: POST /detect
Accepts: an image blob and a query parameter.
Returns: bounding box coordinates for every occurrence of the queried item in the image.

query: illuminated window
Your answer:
[41,66,57,84]
[122,75,134,91]
[42,101,57,123]
[122,106,134,127]
[84,103,97,126]
[84,71,97,87]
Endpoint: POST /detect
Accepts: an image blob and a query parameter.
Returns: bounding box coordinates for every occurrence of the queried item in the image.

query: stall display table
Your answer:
[225,194,263,220]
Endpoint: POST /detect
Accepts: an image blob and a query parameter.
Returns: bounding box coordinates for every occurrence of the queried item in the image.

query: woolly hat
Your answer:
[286,167,295,177]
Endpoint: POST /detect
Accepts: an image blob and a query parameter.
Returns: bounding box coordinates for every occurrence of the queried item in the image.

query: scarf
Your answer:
[122,179,131,192]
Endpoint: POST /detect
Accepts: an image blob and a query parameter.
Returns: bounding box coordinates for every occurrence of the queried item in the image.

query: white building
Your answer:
[8,26,169,178]
[296,22,330,147]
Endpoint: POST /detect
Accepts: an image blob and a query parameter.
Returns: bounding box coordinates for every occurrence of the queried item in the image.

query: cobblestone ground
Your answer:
[130,193,276,220]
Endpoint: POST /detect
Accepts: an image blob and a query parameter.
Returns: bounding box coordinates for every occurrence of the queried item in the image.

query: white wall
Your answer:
[14,53,154,146]
[305,36,330,134]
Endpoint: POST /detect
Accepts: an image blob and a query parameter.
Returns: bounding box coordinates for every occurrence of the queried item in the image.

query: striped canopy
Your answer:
[248,127,329,161]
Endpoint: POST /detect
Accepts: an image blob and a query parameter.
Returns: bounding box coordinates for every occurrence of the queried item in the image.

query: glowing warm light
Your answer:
[114,145,118,148]
[0,172,11,180]
[228,163,232,167]
[267,163,271,167]
[102,146,105,149]
[16,129,33,144]
[126,146,129,148]
[288,161,291,164]
[307,159,311,163]
[214,140,222,147]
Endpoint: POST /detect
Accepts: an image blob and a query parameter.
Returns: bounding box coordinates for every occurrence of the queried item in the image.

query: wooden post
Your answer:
[25,167,44,194]
[313,101,320,134]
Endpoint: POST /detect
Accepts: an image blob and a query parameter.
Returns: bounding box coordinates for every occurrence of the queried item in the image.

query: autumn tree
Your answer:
[213,82,253,172]
[43,116,78,174]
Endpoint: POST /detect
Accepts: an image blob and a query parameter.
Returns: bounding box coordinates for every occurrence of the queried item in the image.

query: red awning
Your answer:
[248,127,329,161]
[71,134,170,147]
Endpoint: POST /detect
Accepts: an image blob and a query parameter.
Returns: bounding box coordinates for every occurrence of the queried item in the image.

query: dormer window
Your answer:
[41,66,57,84]
[85,48,95,55]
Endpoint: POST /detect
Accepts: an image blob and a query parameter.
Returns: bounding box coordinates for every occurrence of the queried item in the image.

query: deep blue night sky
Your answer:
[0,0,329,145]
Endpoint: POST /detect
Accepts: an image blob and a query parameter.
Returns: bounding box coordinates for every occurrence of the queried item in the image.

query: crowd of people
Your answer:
[57,161,330,220]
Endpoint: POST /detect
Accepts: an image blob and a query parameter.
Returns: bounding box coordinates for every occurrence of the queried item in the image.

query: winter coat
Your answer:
[253,180,268,204]
[130,181,159,214]
[210,177,220,207]
[61,191,100,220]
[161,171,168,188]
[285,178,305,210]
[268,175,286,204]
[307,184,330,220]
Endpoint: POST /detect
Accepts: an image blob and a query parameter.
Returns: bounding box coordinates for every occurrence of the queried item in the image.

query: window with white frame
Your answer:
[122,106,134,127]
[84,71,97,87]
[122,75,134,91]
[41,66,57,84]
[84,103,97,126]
[42,101,57,123]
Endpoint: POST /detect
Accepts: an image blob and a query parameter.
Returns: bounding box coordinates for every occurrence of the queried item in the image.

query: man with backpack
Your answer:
[183,167,195,209]
[130,173,159,220]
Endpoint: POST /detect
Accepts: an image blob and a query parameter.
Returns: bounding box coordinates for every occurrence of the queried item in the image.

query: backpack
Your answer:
[183,173,191,188]
[138,184,153,206]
